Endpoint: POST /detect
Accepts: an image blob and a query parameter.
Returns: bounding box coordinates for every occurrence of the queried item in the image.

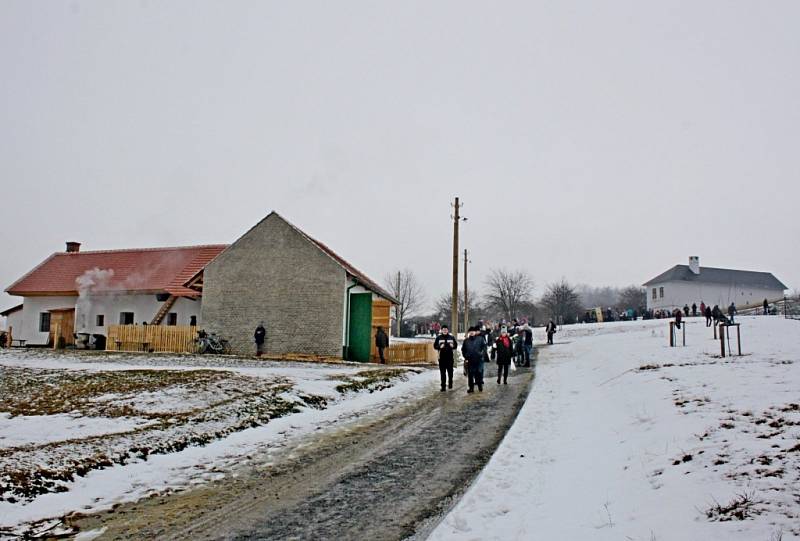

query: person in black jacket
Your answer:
[254,322,266,356]
[691,303,697,317]
[763,298,769,316]
[545,320,557,345]
[375,327,389,364]
[495,328,513,384]
[704,305,713,327]
[462,326,486,393]
[433,326,457,391]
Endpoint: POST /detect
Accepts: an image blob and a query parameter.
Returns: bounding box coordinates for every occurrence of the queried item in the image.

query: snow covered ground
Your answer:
[431,316,799,541]
[0,351,435,537]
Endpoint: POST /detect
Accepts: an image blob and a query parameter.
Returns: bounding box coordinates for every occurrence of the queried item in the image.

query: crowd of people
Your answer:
[432,318,555,393]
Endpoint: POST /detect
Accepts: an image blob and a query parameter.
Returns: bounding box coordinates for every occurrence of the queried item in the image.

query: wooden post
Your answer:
[713,321,717,340]
[53,323,61,350]
[451,197,461,336]
[682,323,686,346]
[719,324,725,357]
[6,326,11,348]
[669,322,674,347]
[396,270,401,337]
[736,324,741,356]
[463,249,469,333]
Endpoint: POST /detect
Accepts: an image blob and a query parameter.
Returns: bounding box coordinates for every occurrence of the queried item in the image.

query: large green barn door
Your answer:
[348,293,373,362]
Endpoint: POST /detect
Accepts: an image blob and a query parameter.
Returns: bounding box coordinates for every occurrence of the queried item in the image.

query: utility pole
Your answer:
[396,270,402,337]
[464,249,470,333]
[451,197,463,336]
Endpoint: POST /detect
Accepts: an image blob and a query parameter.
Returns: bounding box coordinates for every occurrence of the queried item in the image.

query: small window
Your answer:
[659,287,664,299]
[189,315,197,326]
[96,314,105,327]
[39,312,51,332]
[166,313,178,326]
[652,288,657,300]
[119,312,134,325]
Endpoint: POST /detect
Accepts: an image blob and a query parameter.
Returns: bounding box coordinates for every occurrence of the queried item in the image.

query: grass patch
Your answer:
[705,492,759,521]
[333,368,409,394]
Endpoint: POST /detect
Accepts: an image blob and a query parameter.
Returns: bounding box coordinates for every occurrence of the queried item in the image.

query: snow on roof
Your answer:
[5,245,228,297]
[643,264,787,290]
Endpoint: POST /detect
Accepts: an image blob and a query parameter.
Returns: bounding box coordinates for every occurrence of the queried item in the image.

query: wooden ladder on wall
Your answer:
[150,295,177,325]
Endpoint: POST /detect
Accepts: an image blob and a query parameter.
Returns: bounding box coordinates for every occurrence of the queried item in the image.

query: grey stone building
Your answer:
[197,212,396,360]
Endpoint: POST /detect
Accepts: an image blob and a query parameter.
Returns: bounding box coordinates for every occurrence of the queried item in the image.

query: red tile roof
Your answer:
[5,245,227,297]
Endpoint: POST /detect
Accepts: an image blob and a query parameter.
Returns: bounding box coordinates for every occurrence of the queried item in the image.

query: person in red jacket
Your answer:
[495,328,513,385]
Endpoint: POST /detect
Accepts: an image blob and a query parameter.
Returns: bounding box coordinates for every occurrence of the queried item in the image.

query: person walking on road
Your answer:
[495,327,513,384]
[521,323,533,367]
[545,319,557,345]
[433,326,457,392]
[375,326,389,364]
[254,322,266,357]
[461,326,486,393]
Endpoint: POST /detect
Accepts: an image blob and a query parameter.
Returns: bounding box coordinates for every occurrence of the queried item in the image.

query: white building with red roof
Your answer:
[4,242,226,346]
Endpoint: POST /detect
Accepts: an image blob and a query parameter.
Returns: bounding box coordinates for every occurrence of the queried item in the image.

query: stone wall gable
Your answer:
[201,212,347,357]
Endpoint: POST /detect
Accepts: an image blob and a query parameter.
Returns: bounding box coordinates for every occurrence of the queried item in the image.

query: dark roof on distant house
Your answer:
[643,265,787,290]
[5,245,228,298]
[0,304,23,317]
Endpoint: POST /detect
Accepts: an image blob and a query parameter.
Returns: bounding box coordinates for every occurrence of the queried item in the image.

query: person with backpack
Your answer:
[254,322,266,356]
[375,326,389,364]
[495,327,514,384]
[461,326,486,393]
[433,325,457,392]
[545,319,557,345]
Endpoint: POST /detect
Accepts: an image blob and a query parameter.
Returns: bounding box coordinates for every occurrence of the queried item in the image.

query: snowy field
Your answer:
[0,350,434,537]
[431,316,799,541]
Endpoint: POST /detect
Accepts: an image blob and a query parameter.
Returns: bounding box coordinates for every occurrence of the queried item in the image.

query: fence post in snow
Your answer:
[719,325,726,358]
[669,322,674,347]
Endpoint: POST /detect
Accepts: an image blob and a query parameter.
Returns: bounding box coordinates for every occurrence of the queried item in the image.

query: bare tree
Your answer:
[484,269,535,321]
[433,290,479,332]
[540,280,582,323]
[616,285,647,312]
[384,269,426,336]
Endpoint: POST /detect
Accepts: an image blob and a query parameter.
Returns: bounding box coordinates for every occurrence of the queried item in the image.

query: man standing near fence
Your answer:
[375,326,389,364]
[433,325,457,392]
[254,322,266,357]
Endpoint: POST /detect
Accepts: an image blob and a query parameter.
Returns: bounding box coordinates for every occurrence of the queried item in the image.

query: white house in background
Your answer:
[643,256,788,312]
[4,242,227,346]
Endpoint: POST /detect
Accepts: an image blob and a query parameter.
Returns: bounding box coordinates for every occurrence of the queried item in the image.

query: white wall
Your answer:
[6,311,23,335]
[16,294,204,344]
[19,296,78,345]
[646,281,785,311]
[74,293,203,334]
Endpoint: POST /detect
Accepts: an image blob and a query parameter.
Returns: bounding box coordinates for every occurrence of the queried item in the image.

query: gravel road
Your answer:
[74,359,536,540]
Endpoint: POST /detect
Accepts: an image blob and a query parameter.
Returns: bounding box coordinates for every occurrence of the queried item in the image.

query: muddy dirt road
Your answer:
[75,362,536,540]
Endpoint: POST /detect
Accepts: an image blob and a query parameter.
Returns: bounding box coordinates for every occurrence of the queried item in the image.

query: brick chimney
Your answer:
[66,241,81,253]
[689,256,700,274]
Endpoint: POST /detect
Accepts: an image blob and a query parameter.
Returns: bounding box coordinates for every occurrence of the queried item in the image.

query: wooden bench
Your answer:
[10,339,26,347]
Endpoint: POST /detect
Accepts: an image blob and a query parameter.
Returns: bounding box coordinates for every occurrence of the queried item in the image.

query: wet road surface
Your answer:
[75,360,536,540]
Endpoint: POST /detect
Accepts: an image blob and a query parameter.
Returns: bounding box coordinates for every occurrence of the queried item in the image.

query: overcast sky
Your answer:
[2,0,798,314]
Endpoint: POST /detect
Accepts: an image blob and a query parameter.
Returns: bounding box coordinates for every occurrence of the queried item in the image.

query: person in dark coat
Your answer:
[674,308,682,329]
[521,324,533,367]
[375,326,389,364]
[691,303,697,317]
[495,328,513,384]
[763,298,769,315]
[728,302,736,324]
[461,326,486,393]
[545,320,557,345]
[433,326,457,391]
[704,305,713,327]
[254,322,266,356]
[683,304,690,317]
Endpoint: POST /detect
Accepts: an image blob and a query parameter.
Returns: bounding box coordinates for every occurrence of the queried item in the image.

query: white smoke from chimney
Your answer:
[689,256,700,275]
[75,268,115,332]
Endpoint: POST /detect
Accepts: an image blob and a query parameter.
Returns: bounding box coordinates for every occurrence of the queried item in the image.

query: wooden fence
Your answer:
[106,325,198,353]
[383,342,437,364]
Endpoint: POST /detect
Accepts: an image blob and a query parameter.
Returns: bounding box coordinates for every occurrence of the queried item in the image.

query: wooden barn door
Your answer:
[348,293,372,362]
[370,299,392,361]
